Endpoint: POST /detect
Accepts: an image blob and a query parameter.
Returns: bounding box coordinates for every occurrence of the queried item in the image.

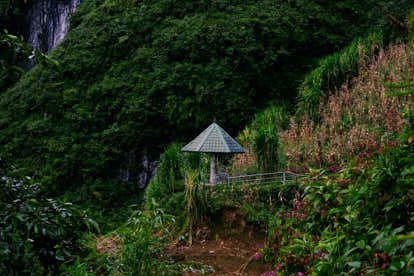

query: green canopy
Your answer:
[182,123,245,153]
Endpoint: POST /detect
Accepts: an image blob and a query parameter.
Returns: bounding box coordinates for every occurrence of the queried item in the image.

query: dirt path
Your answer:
[166,227,271,275]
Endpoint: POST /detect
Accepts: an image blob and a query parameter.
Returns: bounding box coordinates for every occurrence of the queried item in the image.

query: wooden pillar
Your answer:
[210,153,217,184]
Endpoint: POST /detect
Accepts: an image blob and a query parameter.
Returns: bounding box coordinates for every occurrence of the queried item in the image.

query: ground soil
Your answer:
[166,224,271,275]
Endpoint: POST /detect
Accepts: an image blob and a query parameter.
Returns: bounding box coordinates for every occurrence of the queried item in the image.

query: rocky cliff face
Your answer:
[118,149,158,189]
[27,0,80,52]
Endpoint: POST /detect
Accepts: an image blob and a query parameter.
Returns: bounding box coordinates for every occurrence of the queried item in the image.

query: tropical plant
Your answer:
[264,136,414,274]
[239,105,289,173]
[145,143,208,215]
[0,175,96,274]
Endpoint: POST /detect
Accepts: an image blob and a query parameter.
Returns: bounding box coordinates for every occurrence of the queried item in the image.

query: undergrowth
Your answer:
[60,209,182,275]
[282,43,414,170]
[295,32,384,121]
[262,122,414,274]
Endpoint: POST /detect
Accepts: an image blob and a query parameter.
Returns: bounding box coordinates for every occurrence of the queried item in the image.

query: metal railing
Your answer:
[214,171,303,185]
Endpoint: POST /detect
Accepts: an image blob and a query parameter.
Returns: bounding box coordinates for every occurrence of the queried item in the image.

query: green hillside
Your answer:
[1,1,413,275]
[0,0,407,194]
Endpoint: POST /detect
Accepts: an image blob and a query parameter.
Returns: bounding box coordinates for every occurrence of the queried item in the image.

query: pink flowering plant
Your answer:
[281,44,413,171]
[262,143,414,274]
[263,192,322,274]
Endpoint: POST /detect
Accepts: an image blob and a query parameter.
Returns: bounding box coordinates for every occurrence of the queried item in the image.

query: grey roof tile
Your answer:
[182,123,245,153]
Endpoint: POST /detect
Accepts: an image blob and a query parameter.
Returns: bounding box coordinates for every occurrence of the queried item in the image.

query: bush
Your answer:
[118,209,177,274]
[264,120,414,275]
[0,176,96,274]
[145,143,208,212]
[62,208,180,275]
[0,30,31,91]
[236,105,289,173]
[145,143,184,210]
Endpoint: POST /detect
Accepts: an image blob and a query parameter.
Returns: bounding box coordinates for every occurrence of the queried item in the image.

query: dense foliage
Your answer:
[0,175,95,274]
[0,31,32,91]
[0,0,403,194]
[283,43,413,169]
[238,105,289,173]
[61,209,179,275]
[262,112,414,275]
[295,33,384,121]
[0,0,33,35]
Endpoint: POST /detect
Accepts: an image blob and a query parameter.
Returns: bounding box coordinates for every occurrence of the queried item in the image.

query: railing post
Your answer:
[282,172,286,184]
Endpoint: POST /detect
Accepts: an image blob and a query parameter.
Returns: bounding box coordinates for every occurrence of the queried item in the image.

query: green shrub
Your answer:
[246,105,289,172]
[252,125,280,172]
[145,143,208,212]
[164,191,186,225]
[118,209,177,274]
[64,209,181,275]
[145,143,185,210]
[0,176,96,274]
[264,126,414,274]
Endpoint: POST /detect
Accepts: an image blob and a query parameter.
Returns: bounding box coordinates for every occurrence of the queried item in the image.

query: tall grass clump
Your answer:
[145,143,183,210]
[252,125,280,172]
[145,144,211,245]
[181,170,206,245]
[145,143,208,215]
[118,209,176,274]
[296,32,383,121]
[235,105,289,173]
